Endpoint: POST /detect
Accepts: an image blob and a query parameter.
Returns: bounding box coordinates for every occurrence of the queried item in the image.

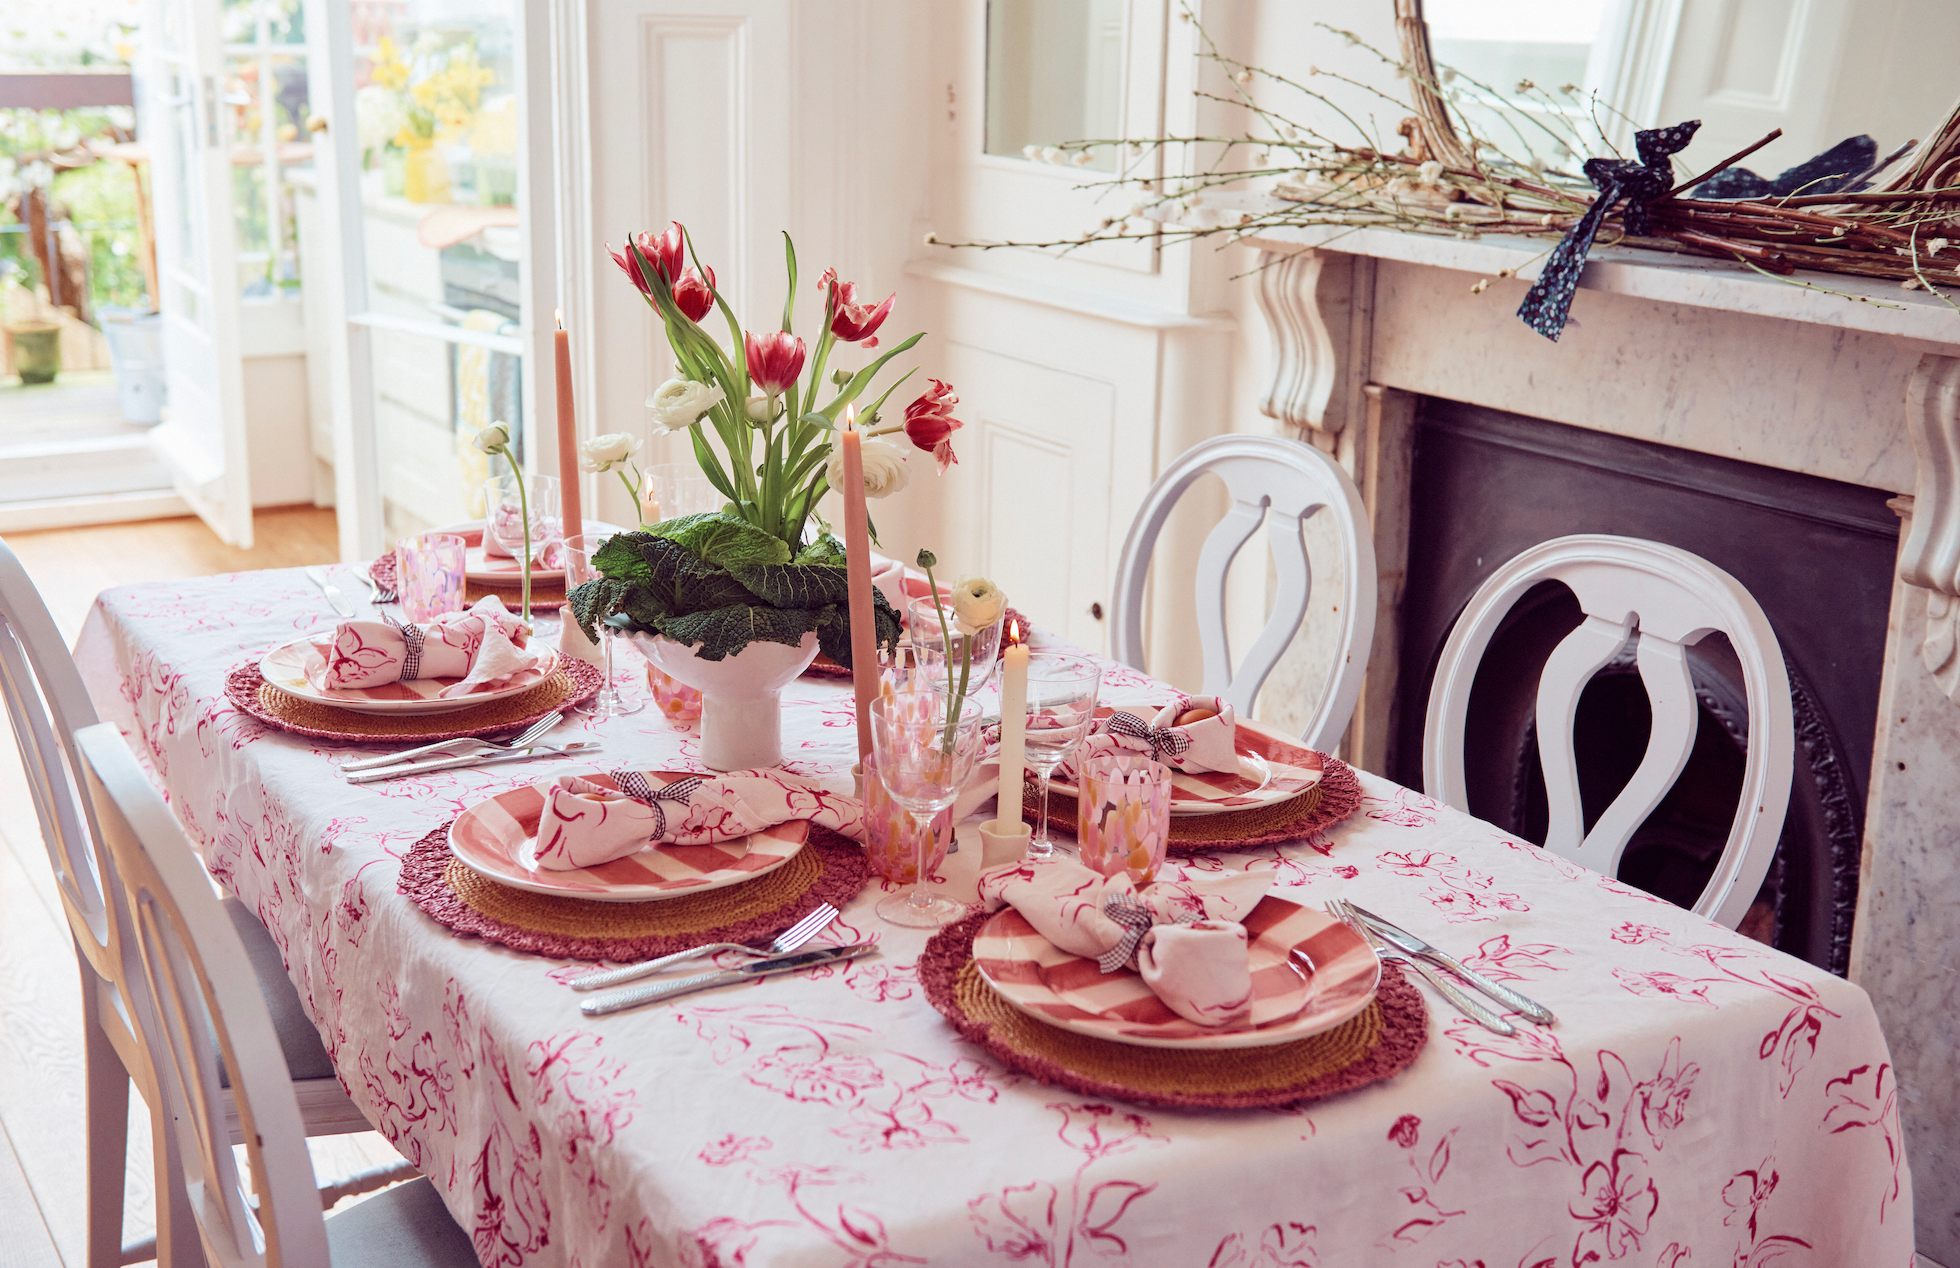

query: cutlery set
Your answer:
[570,902,864,1016]
[1328,898,1555,1035]
[339,710,601,783]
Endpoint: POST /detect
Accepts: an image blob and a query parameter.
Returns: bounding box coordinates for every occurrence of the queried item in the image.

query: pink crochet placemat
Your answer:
[370,548,567,611]
[223,657,602,744]
[802,606,1030,678]
[920,908,1426,1110]
[1025,752,1364,854]
[398,820,871,962]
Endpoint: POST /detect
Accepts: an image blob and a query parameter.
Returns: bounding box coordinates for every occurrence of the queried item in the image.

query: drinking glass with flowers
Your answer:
[567,221,967,769]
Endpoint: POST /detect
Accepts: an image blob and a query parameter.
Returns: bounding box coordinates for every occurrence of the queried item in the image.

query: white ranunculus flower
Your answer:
[355,84,405,153]
[646,378,725,430]
[949,576,1006,636]
[745,394,773,424]
[827,436,910,500]
[579,431,640,473]
[472,423,511,454]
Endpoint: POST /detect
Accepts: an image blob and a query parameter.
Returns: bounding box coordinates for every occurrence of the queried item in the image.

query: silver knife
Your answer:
[581,943,876,1016]
[345,741,598,784]
[305,566,356,618]
[1345,901,1556,1026]
[1341,908,1515,1035]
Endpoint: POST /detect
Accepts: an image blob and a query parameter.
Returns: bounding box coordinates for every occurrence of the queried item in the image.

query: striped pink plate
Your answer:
[465,545,566,583]
[972,895,1378,1049]
[259,636,558,716]
[1053,712,1328,817]
[446,772,809,902]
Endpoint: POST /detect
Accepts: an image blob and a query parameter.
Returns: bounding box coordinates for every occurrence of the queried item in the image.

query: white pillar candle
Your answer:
[998,625,1029,827]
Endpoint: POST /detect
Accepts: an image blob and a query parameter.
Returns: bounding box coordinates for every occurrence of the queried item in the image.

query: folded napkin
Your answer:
[310,595,542,698]
[482,507,564,567]
[531,769,864,871]
[977,858,1270,1027]
[1060,696,1239,778]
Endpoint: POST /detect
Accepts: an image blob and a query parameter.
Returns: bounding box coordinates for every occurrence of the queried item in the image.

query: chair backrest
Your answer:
[75,723,330,1268]
[1422,535,1793,928]
[1110,434,1377,751]
[0,537,119,977]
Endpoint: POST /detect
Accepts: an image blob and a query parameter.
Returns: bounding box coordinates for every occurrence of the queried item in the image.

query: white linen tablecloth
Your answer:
[74,567,1915,1268]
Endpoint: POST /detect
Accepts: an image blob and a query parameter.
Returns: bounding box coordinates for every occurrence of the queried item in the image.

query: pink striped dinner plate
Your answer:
[1052,712,1328,818]
[259,635,558,717]
[447,772,809,902]
[465,545,566,583]
[971,896,1378,1049]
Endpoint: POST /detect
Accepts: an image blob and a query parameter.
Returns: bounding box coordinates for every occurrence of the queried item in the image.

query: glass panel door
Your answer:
[305,0,542,552]
[140,0,256,546]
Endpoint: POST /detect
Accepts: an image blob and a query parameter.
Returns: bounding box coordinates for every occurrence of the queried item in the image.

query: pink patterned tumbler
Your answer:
[394,533,466,622]
[862,750,954,885]
[645,663,704,726]
[1076,753,1172,885]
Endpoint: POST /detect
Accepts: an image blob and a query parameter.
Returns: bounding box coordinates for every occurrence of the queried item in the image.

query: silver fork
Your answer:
[341,710,566,773]
[1330,899,1515,1035]
[568,903,841,992]
[362,565,398,606]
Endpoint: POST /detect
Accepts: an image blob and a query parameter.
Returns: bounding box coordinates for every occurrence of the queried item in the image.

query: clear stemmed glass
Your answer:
[872,689,985,928]
[905,596,1003,694]
[563,533,643,720]
[1021,655,1104,860]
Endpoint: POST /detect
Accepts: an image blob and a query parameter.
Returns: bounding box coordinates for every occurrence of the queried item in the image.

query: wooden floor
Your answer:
[0,509,408,1266]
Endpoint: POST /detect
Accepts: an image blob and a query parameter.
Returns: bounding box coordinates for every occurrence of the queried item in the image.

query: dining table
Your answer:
[71,562,1915,1268]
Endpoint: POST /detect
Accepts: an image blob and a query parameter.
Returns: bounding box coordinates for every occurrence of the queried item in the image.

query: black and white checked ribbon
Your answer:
[380,611,427,680]
[1104,711,1191,763]
[609,769,705,838]
[1097,892,1206,974]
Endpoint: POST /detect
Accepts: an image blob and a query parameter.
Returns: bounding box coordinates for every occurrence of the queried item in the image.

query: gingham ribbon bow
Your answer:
[1104,711,1191,763]
[609,770,706,838]
[379,611,427,680]
[1097,892,1202,973]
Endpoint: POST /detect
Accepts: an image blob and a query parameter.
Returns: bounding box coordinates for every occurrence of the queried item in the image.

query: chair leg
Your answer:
[150,1110,207,1268]
[80,973,129,1268]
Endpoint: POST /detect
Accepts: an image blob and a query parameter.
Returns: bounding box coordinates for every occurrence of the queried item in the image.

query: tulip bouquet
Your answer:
[613,220,962,550]
[569,221,962,666]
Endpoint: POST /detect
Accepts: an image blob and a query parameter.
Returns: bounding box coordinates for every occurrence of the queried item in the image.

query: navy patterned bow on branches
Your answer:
[610,770,705,838]
[1104,711,1192,763]
[1517,120,1702,342]
[380,610,427,679]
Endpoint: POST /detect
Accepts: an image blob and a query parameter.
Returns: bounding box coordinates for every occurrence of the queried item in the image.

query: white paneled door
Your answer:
[139,0,255,547]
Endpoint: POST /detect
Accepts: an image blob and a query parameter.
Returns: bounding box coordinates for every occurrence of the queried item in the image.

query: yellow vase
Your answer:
[403,137,450,204]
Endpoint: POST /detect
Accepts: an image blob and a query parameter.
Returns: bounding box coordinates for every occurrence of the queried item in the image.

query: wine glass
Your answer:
[905,595,1004,694]
[482,473,562,560]
[872,688,985,928]
[563,533,643,720]
[1021,655,1104,860]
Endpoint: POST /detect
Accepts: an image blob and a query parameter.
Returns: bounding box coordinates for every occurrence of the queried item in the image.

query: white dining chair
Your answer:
[1110,434,1378,751]
[0,538,411,1267]
[1421,535,1794,929]
[74,723,479,1268]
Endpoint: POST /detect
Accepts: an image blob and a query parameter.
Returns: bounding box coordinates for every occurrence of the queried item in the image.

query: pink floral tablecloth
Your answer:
[74,567,1915,1268]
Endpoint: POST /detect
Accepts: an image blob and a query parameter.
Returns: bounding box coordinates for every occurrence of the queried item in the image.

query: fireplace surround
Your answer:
[1213,201,1960,1258]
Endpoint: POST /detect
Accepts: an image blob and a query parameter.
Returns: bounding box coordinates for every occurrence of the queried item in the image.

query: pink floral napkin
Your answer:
[1060,695,1240,778]
[977,858,1270,1027]
[307,595,544,698]
[531,769,865,871]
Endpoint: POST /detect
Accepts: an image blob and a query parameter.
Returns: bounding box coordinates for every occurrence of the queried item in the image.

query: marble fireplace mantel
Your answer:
[1213,202,1960,1261]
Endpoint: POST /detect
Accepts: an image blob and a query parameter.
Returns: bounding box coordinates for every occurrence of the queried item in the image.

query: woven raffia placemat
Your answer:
[397,820,872,961]
[223,658,602,744]
[921,909,1426,1110]
[1025,753,1363,853]
[467,575,567,611]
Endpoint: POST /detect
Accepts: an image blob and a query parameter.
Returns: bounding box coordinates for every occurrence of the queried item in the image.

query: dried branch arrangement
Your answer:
[942,10,1960,330]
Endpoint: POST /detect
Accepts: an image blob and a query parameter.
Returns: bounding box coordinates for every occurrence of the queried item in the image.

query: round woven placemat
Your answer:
[223,658,602,744]
[467,575,567,611]
[398,820,871,961]
[1024,754,1363,853]
[921,909,1426,1110]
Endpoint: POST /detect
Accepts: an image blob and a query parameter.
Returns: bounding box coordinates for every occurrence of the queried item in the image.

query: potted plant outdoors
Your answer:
[567,220,965,770]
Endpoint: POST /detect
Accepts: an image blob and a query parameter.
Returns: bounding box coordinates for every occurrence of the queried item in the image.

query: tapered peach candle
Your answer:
[554,311,583,543]
[998,622,1029,826]
[839,408,877,761]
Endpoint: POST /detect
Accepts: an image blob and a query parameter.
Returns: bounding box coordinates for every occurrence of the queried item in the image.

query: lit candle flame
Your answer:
[844,402,857,430]
[1008,617,1021,642]
[555,307,564,329]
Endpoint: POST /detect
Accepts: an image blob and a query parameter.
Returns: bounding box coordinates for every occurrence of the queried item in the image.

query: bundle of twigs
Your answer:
[941,11,1960,307]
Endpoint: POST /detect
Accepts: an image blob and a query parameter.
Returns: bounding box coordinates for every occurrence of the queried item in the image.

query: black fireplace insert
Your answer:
[1388,400,1900,974]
